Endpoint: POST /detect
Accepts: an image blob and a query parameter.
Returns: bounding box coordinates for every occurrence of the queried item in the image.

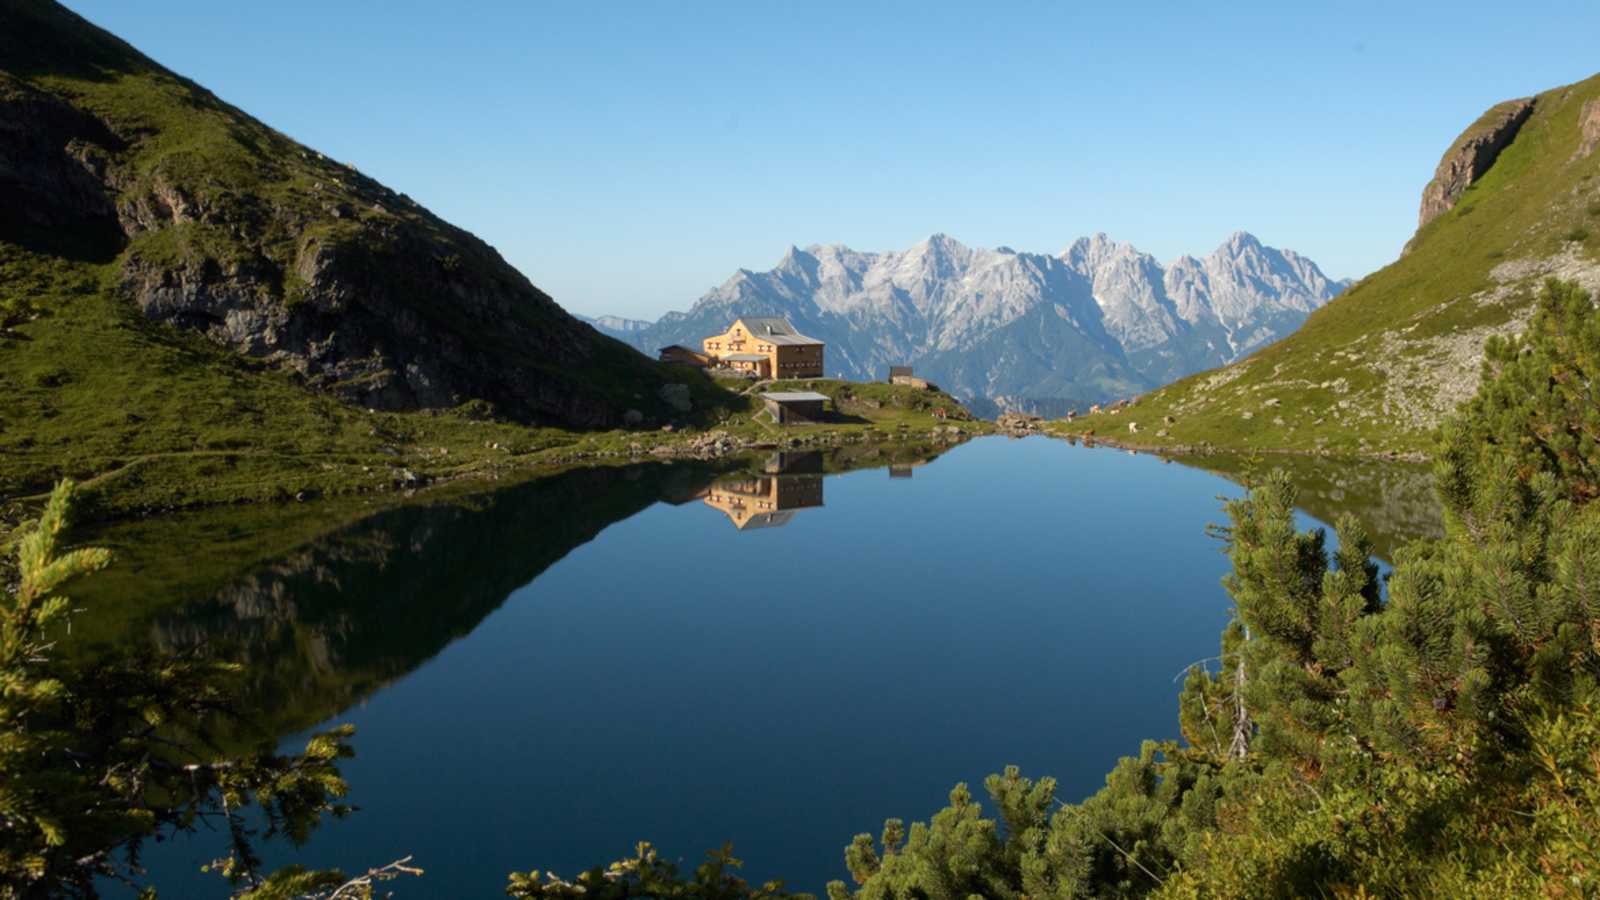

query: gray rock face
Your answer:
[1578,98,1600,160]
[1414,97,1535,232]
[0,78,124,260]
[657,383,692,412]
[624,232,1346,416]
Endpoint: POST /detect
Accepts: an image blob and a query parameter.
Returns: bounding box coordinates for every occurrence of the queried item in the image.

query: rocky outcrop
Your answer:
[996,411,1042,434]
[1412,97,1534,235]
[1578,98,1600,160]
[0,76,123,260]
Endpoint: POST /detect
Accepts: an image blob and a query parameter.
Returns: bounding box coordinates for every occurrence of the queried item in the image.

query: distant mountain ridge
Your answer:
[578,314,653,338]
[619,232,1347,416]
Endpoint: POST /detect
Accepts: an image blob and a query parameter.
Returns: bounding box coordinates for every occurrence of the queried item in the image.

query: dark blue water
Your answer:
[124,437,1417,897]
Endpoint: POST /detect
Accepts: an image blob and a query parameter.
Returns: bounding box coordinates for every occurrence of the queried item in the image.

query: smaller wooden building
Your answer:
[658,344,711,367]
[761,390,830,424]
[888,364,930,390]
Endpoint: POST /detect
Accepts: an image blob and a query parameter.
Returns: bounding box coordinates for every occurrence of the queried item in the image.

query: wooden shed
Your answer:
[761,390,829,424]
[658,344,711,367]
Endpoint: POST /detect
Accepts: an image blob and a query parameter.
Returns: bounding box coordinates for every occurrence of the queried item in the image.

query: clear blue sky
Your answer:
[63,1,1600,319]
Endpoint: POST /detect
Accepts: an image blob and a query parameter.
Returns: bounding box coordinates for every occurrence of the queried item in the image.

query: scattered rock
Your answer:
[996,411,1042,433]
[1577,98,1600,160]
[658,383,692,413]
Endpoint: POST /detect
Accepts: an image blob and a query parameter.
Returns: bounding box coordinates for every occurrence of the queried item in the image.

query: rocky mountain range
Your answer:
[615,232,1348,416]
[578,313,653,338]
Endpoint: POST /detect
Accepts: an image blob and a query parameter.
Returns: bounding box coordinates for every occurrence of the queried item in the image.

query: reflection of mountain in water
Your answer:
[75,445,954,741]
[1177,454,1443,562]
[121,462,731,738]
[702,452,825,530]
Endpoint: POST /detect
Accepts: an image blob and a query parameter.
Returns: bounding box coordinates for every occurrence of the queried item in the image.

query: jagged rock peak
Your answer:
[1216,230,1264,255]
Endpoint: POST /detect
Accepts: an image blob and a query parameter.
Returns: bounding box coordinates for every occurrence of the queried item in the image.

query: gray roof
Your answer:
[764,333,823,346]
[723,352,769,362]
[737,317,823,346]
[659,344,703,353]
[762,391,831,403]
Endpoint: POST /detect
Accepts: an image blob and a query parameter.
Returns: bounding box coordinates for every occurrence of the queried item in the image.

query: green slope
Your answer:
[1055,72,1600,457]
[0,1,743,505]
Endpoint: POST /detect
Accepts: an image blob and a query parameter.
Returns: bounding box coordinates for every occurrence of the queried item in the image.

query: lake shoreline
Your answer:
[1031,424,1433,465]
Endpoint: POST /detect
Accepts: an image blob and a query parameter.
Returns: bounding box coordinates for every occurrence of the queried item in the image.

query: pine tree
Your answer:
[829,280,1600,898]
[0,481,377,899]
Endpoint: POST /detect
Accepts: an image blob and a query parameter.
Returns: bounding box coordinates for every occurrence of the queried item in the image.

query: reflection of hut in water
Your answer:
[764,450,823,475]
[703,457,825,530]
[888,458,933,479]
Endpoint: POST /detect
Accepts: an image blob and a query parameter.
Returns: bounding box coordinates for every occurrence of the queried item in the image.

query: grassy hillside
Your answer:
[1055,72,1600,457]
[0,1,683,420]
[0,2,985,517]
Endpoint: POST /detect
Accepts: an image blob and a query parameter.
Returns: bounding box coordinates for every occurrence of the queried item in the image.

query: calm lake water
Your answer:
[80,436,1439,897]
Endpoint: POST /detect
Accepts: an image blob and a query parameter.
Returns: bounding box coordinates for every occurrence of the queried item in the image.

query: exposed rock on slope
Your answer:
[1579,98,1600,159]
[1411,97,1534,237]
[627,232,1344,416]
[0,0,669,427]
[0,77,124,261]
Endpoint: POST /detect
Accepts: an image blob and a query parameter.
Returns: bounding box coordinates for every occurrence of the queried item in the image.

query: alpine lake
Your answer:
[69,435,1442,897]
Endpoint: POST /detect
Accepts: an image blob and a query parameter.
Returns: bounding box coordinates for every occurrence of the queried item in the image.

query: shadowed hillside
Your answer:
[0,0,729,505]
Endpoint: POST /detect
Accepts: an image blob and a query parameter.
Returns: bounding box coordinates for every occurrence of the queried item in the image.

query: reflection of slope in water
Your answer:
[69,444,957,744]
[74,462,732,743]
[1174,453,1443,562]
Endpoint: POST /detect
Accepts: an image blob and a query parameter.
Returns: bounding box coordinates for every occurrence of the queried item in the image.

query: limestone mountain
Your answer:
[0,0,679,431]
[1063,71,1600,456]
[625,232,1346,416]
[578,313,654,340]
